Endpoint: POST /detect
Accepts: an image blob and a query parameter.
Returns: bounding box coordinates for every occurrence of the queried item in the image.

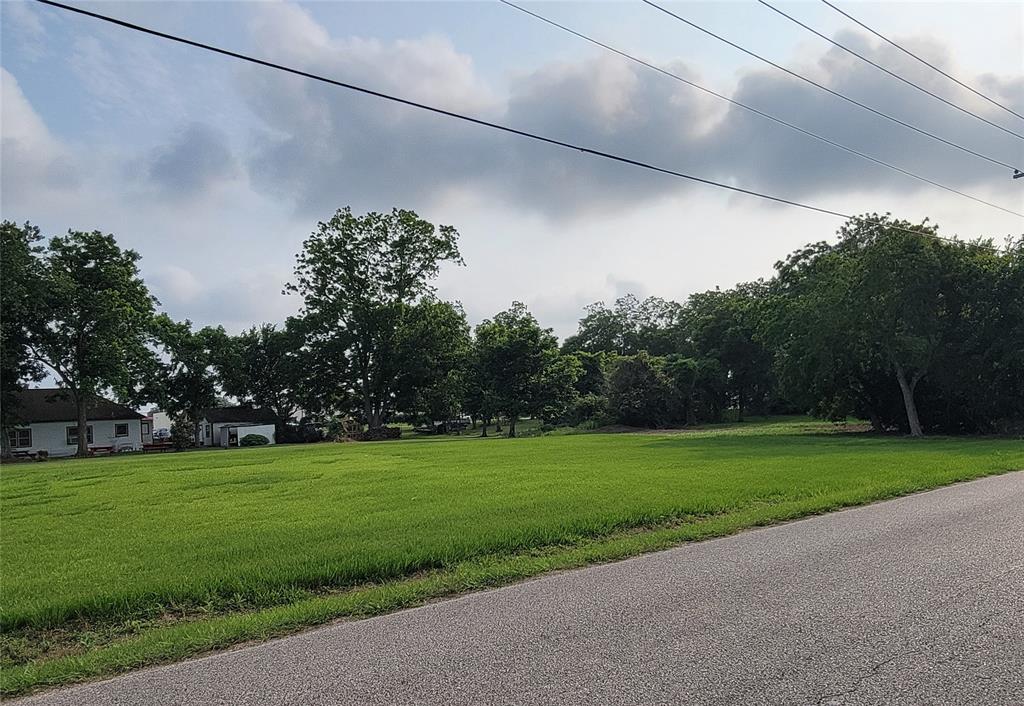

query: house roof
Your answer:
[10,389,144,424]
[202,406,278,424]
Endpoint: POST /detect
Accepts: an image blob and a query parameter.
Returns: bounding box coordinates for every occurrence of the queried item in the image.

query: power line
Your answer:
[640,0,1021,173]
[757,0,1024,141]
[499,0,1023,218]
[820,0,1024,123]
[33,0,1003,252]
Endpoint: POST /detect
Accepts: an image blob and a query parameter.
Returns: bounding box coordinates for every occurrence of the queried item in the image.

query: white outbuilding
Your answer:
[198,406,278,447]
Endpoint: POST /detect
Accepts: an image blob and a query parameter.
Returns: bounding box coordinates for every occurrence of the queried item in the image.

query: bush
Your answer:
[239,434,270,447]
[569,393,611,426]
[278,423,323,444]
[170,417,196,450]
[354,426,402,442]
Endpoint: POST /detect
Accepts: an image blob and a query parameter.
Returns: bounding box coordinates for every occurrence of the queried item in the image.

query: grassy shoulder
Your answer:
[2,419,1021,696]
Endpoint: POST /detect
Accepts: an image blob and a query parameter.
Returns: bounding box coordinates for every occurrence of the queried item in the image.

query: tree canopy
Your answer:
[23,230,157,455]
[287,207,463,428]
[2,211,1020,449]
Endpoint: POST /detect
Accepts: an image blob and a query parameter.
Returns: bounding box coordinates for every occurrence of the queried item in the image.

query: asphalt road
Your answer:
[20,471,1024,706]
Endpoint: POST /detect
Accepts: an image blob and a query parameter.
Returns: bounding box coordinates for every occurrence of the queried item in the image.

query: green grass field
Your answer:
[2,418,1022,695]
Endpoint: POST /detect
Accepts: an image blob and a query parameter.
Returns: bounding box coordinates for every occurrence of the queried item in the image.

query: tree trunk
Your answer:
[894,364,924,437]
[361,380,378,429]
[507,417,517,438]
[75,392,89,456]
[867,410,885,434]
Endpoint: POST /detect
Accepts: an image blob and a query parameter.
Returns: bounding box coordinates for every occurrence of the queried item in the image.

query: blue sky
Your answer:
[3,1,1022,336]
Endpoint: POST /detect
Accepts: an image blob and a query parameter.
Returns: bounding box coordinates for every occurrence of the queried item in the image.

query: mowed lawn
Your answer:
[2,419,1022,693]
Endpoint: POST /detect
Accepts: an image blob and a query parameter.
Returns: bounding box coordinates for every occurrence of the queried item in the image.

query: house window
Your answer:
[205,424,212,438]
[114,423,130,438]
[141,422,151,436]
[7,428,32,448]
[66,425,94,446]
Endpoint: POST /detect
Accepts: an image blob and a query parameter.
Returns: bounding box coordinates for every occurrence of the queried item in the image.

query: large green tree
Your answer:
[392,299,472,424]
[25,231,157,455]
[686,283,774,421]
[563,294,683,356]
[0,222,46,455]
[208,321,306,426]
[287,207,462,429]
[765,215,1011,436]
[473,302,573,437]
[146,315,218,445]
[607,352,675,428]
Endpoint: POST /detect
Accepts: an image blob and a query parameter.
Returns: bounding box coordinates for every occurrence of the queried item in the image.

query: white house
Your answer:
[198,406,277,447]
[5,389,146,458]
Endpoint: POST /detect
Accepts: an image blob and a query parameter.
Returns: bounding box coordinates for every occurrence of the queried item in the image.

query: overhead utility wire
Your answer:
[34,0,1002,251]
[820,0,1024,123]
[640,0,1021,173]
[499,0,1023,218]
[757,0,1024,141]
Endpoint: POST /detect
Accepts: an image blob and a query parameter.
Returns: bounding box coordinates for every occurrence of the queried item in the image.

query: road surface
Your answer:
[20,471,1024,705]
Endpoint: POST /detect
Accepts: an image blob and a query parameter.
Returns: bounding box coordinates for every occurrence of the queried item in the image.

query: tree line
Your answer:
[2,209,1021,456]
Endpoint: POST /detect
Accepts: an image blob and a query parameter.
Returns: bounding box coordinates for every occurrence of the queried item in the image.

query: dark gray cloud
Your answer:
[148,122,238,196]
[236,4,1023,220]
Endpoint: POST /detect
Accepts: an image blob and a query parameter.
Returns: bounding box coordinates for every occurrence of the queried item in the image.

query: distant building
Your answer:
[148,409,173,436]
[4,389,145,457]
[198,406,278,447]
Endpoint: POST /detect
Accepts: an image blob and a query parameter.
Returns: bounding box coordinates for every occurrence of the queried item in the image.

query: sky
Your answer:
[2,0,1023,338]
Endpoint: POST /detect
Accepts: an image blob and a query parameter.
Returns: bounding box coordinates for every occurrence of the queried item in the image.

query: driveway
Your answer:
[20,471,1024,705]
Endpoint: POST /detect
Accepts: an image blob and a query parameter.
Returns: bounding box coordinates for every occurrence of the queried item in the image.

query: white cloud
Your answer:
[0,68,81,208]
[2,1,47,61]
[151,264,204,305]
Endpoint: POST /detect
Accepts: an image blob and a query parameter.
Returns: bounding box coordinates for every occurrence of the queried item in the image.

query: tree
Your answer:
[0,222,46,456]
[607,352,675,428]
[473,302,567,437]
[686,283,774,420]
[849,220,947,436]
[563,295,683,356]
[286,314,353,422]
[392,299,472,424]
[566,351,608,396]
[663,355,699,426]
[287,207,462,429]
[146,315,218,445]
[765,214,995,436]
[533,352,583,425]
[26,231,156,455]
[208,321,305,427]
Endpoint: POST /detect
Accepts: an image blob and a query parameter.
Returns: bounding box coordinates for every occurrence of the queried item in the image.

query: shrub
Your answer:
[569,393,611,426]
[170,417,196,450]
[355,426,402,442]
[239,434,270,447]
[278,423,323,444]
